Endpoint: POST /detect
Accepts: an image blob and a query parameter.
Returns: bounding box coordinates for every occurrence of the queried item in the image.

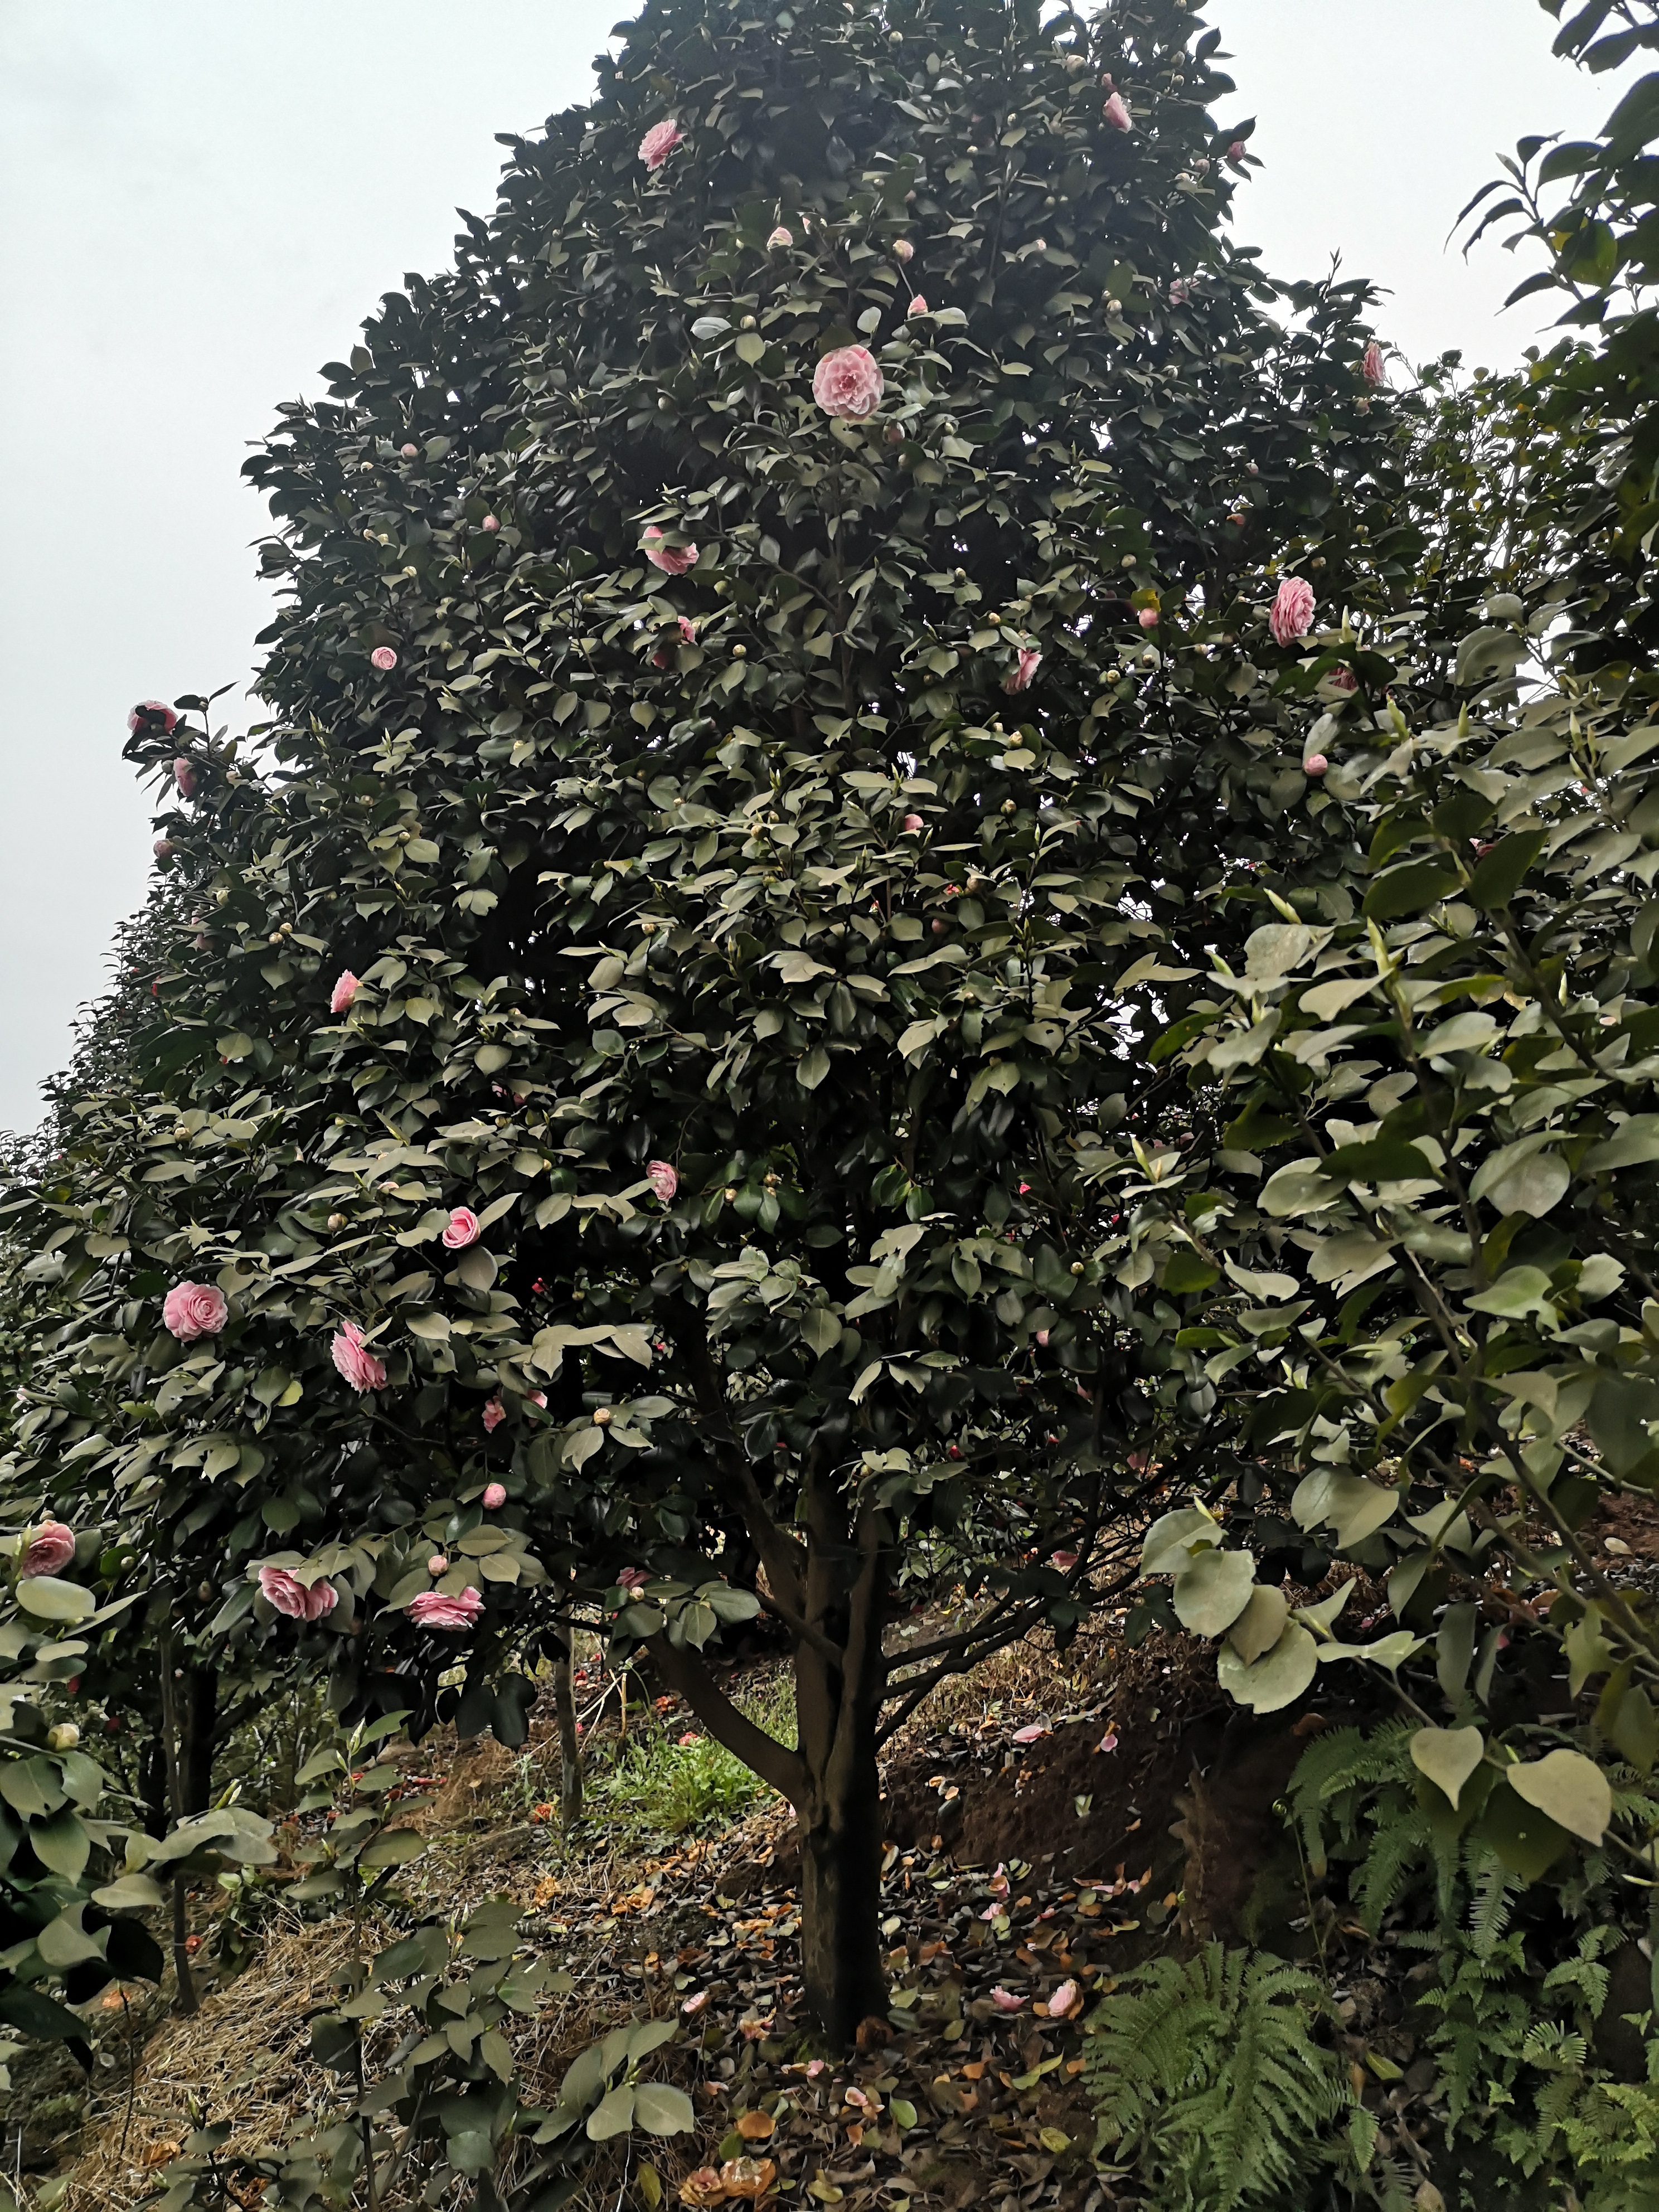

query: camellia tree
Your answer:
[4,0,1438,2041]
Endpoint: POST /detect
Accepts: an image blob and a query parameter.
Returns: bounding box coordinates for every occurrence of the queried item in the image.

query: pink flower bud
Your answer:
[646,1160,678,1202]
[678,615,697,643]
[370,646,397,671]
[482,1397,506,1433]
[906,295,928,318]
[483,1482,507,1510]
[638,119,683,170]
[482,514,499,532]
[767,225,793,250]
[172,758,197,798]
[1361,341,1386,387]
[153,838,174,860]
[902,813,923,833]
[1003,647,1042,693]
[1138,607,1159,630]
[893,238,914,262]
[429,1555,448,1576]
[1103,91,1132,132]
[1035,1328,1050,1346]
[443,1206,481,1250]
[1304,754,1329,777]
[400,442,419,458]
[329,970,360,1014]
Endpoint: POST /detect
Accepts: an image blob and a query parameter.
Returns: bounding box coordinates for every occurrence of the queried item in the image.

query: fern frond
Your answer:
[1355,1799,1432,1933]
[1083,1943,1351,2210]
[1464,1844,1518,1957]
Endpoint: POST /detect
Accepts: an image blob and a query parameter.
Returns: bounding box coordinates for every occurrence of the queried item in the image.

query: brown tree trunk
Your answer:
[182,1666,218,1817]
[551,1631,583,1827]
[793,1636,889,2046]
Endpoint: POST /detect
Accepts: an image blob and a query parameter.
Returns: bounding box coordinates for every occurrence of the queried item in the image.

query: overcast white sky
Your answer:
[0,1,1641,1132]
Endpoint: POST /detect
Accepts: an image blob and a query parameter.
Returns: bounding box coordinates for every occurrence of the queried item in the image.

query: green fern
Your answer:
[1083,1943,1352,2211]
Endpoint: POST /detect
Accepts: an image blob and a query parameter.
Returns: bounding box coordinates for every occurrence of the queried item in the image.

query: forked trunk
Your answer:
[795,1696,888,2046]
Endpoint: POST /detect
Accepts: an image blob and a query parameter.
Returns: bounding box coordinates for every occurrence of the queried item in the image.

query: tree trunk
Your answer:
[550,1631,583,1827]
[794,1638,888,2046]
[182,1666,218,1817]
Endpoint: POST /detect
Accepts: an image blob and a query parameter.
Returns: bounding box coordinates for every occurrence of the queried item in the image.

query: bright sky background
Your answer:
[0,0,1643,1132]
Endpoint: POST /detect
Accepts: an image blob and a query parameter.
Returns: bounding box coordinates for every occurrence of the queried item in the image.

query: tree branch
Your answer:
[671,1305,807,1604]
[646,1632,807,1806]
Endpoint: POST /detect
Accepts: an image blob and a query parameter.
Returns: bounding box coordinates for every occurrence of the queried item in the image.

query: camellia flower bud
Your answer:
[1304,753,1329,777]
[483,1482,507,1510]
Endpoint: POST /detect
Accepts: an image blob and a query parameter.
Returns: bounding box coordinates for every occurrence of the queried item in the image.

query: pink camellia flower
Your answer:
[906,294,928,318]
[894,237,914,263]
[528,1390,547,1410]
[1168,278,1191,305]
[1304,753,1329,778]
[172,758,197,798]
[812,345,885,420]
[1226,138,1249,168]
[991,1987,1025,2013]
[1050,1550,1079,1573]
[1004,648,1042,693]
[258,1567,338,1622]
[639,118,683,170]
[410,1586,484,1630]
[767,225,793,250]
[400,442,418,459]
[482,515,499,532]
[330,971,360,1014]
[331,1321,386,1394]
[1103,91,1132,131]
[1330,666,1358,692]
[21,1523,76,1578]
[483,1482,507,1510]
[677,615,697,644]
[1035,1328,1050,1347]
[902,813,923,833]
[1361,341,1386,387]
[1269,575,1316,647]
[1012,1721,1049,1744]
[646,1160,678,1202]
[617,1567,650,1590]
[1137,607,1159,630]
[443,1207,481,1251]
[370,646,397,672]
[429,1554,449,1575]
[163,1281,229,1343]
[153,839,174,860]
[1048,1980,1079,2018]
[642,526,697,575]
[128,699,178,736]
[482,1397,506,1433]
